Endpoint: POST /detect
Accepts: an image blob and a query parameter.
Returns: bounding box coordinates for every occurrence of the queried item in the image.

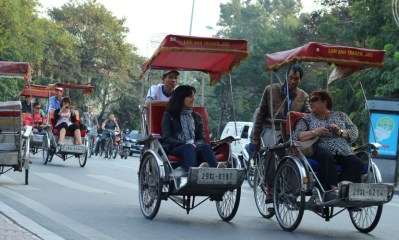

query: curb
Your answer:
[0,201,64,240]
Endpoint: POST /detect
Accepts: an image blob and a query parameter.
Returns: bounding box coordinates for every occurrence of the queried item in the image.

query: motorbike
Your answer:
[239,143,255,188]
[119,131,131,159]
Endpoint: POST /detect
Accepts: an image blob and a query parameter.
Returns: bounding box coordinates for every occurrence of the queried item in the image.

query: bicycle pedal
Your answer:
[267,207,275,214]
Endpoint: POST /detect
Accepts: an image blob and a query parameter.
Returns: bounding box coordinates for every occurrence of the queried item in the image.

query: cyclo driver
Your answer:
[100,114,120,156]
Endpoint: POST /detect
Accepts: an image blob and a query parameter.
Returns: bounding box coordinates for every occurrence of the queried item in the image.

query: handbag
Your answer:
[297,118,318,157]
[299,136,319,157]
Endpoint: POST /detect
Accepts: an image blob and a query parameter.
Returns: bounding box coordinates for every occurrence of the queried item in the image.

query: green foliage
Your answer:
[2,0,399,141]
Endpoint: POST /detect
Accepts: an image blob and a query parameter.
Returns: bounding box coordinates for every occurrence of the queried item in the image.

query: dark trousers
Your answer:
[101,132,115,149]
[313,148,364,189]
[170,143,218,171]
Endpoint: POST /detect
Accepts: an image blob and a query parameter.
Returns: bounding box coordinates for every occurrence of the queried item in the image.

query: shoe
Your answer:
[339,181,352,185]
[170,166,187,178]
[324,190,338,201]
[199,162,209,168]
[217,162,227,168]
[180,177,188,187]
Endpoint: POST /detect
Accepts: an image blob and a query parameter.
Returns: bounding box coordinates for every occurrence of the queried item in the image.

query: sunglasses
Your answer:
[310,96,321,103]
[35,107,41,109]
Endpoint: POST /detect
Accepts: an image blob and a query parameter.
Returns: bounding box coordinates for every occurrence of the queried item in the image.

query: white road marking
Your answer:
[33,172,111,193]
[88,175,138,191]
[0,175,39,190]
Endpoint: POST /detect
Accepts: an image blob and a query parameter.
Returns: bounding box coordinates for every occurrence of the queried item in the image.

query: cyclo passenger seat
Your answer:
[149,105,229,164]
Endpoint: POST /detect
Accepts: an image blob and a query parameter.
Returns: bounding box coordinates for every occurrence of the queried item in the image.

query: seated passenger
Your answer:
[54,97,82,146]
[145,70,179,106]
[292,90,363,199]
[24,102,47,133]
[21,96,32,113]
[46,87,63,113]
[161,85,222,173]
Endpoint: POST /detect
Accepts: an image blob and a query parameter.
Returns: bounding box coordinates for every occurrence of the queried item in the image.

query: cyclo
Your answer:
[253,43,394,232]
[0,61,32,184]
[137,34,247,221]
[41,83,94,167]
[19,84,55,155]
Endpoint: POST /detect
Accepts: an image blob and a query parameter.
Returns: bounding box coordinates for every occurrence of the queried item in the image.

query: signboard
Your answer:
[368,112,399,157]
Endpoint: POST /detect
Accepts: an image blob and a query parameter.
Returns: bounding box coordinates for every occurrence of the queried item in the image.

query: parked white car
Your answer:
[219,121,253,157]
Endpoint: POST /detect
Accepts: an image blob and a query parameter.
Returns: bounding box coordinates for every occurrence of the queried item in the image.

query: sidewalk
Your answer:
[1,185,398,240]
[0,201,64,240]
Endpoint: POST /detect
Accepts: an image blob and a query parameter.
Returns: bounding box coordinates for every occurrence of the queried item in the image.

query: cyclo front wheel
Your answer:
[349,164,383,233]
[216,155,241,222]
[139,153,162,219]
[86,136,92,158]
[273,159,305,232]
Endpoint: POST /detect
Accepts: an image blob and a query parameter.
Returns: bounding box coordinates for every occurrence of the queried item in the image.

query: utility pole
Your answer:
[184,0,195,84]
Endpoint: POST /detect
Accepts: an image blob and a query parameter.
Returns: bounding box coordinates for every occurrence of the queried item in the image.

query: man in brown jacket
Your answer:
[252,64,311,200]
[253,64,311,150]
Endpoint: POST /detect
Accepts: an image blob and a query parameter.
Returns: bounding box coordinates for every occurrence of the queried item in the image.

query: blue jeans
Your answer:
[170,143,218,171]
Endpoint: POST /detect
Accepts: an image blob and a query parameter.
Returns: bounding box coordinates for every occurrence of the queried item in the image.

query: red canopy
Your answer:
[47,83,94,95]
[0,61,31,81]
[140,34,248,84]
[18,84,55,98]
[19,83,93,98]
[266,42,385,71]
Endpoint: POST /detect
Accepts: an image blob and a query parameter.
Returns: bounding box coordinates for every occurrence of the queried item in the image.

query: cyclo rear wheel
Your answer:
[254,150,276,218]
[42,134,53,165]
[139,153,162,219]
[246,157,255,188]
[273,159,305,232]
[349,163,383,233]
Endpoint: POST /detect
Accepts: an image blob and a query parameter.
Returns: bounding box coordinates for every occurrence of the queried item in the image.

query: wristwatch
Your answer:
[339,129,344,137]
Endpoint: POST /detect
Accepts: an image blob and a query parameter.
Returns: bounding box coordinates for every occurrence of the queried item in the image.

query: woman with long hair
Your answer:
[161,85,221,172]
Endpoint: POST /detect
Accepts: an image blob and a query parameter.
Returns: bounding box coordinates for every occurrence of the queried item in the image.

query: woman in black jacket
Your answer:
[54,97,82,146]
[161,85,219,172]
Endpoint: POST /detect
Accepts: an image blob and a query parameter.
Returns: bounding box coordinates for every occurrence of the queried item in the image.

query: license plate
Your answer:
[348,183,388,201]
[197,169,237,185]
[31,135,43,142]
[61,145,86,153]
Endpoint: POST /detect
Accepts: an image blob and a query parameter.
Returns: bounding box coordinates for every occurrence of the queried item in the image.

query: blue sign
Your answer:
[368,113,399,157]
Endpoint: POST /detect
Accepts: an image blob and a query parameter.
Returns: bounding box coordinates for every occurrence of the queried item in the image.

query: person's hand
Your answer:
[252,139,260,151]
[314,127,329,136]
[328,124,341,135]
